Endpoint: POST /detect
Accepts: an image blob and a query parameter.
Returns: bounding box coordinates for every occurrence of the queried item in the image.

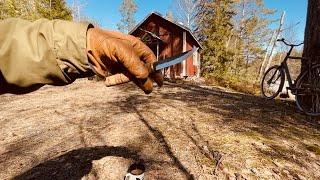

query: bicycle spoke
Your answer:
[267,70,279,84]
[271,74,281,84]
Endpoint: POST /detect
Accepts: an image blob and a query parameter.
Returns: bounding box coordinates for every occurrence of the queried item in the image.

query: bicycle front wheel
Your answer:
[296,64,320,116]
[261,65,285,99]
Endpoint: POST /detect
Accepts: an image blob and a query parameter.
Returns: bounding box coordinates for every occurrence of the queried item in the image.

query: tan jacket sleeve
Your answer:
[0,18,93,92]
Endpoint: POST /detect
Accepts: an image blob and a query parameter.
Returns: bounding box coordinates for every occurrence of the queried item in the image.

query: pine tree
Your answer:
[195,0,275,85]
[0,0,72,21]
[195,0,235,78]
[117,0,137,33]
[0,0,36,20]
[36,0,72,20]
[231,0,275,75]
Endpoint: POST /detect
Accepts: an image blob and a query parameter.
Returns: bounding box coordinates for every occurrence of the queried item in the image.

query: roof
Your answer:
[129,12,203,49]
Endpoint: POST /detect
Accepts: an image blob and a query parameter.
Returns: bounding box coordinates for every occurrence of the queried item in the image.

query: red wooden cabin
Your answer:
[129,12,202,78]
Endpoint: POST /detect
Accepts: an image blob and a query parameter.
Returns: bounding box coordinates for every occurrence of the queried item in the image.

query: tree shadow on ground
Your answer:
[11,81,320,179]
[160,82,320,135]
[113,82,320,174]
[137,111,195,180]
[14,146,140,180]
[108,91,223,179]
[105,93,197,179]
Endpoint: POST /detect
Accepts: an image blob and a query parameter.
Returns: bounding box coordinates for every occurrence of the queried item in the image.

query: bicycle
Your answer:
[261,38,320,116]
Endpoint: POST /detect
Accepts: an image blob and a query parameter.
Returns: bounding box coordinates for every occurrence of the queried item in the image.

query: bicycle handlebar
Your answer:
[277,38,303,47]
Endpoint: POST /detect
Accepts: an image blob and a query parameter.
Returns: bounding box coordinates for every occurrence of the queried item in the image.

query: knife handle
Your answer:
[105,62,156,87]
[105,72,131,87]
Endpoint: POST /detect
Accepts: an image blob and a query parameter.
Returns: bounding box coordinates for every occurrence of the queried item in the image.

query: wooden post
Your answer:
[192,46,200,77]
[182,31,187,77]
[156,39,159,61]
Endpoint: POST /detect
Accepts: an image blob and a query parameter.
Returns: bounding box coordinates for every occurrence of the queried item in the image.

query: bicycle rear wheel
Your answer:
[295,64,320,116]
[261,65,285,99]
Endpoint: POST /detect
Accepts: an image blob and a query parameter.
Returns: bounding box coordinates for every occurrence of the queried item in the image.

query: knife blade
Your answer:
[152,47,198,71]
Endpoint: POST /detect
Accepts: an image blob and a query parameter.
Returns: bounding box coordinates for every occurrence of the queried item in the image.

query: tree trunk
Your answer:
[299,0,320,113]
[302,0,320,65]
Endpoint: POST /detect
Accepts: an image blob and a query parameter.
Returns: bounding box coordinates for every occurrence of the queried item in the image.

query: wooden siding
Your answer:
[131,14,200,77]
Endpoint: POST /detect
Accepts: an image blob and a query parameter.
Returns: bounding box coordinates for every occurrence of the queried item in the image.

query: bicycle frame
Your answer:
[279,45,305,90]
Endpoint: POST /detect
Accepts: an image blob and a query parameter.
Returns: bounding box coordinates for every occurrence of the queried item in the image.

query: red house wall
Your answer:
[131,14,199,77]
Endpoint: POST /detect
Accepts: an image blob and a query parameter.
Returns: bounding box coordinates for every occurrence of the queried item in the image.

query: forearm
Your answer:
[0,18,93,92]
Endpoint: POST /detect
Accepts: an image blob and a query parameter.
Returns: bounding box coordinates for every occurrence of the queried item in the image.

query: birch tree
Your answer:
[117,0,137,33]
[173,0,200,30]
[231,0,275,76]
[70,0,87,22]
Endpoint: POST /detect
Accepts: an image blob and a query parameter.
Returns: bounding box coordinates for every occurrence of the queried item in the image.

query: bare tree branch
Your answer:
[173,0,200,30]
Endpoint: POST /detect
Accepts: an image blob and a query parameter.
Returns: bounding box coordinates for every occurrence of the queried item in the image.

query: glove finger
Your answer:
[129,36,164,87]
[100,30,156,64]
[135,77,153,94]
[100,30,153,63]
[100,30,163,87]
[103,40,150,80]
[151,70,164,87]
[99,30,153,65]
[130,35,156,64]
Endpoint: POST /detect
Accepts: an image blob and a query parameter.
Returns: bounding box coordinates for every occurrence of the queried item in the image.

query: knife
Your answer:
[104,47,198,87]
[152,47,198,71]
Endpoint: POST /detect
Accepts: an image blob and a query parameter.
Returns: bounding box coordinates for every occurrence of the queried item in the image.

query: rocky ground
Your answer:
[0,79,319,180]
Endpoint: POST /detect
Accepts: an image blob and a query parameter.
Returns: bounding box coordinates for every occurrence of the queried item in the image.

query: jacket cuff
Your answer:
[53,20,94,83]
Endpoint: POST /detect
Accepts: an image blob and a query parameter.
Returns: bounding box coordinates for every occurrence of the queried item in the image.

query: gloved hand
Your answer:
[86,28,163,94]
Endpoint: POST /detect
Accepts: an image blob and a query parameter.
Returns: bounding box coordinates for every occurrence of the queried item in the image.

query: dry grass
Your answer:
[0,79,319,179]
[204,75,261,95]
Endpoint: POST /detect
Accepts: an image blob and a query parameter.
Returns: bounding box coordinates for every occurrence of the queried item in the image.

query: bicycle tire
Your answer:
[261,65,285,99]
[295,64,320,116]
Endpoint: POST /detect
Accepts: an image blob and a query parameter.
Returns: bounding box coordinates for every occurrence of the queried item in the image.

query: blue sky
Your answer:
[67,0,308,41]
[264,0,307,42]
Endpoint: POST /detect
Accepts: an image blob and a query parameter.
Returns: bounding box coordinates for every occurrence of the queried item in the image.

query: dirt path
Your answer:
[0,79,319,179]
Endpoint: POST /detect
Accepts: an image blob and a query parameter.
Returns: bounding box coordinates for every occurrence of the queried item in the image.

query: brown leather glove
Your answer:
[86,28,163,94]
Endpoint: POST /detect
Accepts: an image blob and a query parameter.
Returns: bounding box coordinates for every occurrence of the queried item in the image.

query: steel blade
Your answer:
[153,47,198,71]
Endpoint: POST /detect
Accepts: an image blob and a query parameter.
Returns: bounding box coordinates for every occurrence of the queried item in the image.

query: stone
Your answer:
[83,156,133,180]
